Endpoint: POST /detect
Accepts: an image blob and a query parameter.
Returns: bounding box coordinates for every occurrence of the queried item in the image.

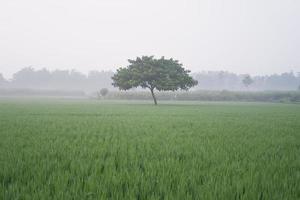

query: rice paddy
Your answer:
[0,99,299,199]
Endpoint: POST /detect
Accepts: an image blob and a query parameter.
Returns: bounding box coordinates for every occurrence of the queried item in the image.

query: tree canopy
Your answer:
[112,56,198,105]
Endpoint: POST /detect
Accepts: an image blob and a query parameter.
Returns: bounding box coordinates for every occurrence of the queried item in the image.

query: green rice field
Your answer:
[0,99,299,199]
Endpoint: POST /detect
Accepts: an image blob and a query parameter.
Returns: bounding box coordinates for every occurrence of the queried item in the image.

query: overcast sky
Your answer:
[0,0,299,78]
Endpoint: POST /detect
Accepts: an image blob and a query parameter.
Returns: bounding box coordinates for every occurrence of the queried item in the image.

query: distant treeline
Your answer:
[1,88,299,103]
[0,68,114,92]
[194,71,300,91]
[100,90,300,103]
[0,67,300,91]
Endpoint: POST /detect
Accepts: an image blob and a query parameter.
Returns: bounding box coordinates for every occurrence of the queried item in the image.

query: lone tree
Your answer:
[97,88,109,99]
[242,74,254,88]
[112,56,198,105]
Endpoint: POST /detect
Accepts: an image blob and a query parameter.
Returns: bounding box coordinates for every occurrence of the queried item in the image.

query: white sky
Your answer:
[0,0,300,78]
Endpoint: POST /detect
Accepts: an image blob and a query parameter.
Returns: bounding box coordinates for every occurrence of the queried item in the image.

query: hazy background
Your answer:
[1,0,300,79]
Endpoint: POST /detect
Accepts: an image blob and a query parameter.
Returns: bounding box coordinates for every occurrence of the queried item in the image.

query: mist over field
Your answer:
[0,68,300,92]
[1,67,300,104]
[1,0,300,97]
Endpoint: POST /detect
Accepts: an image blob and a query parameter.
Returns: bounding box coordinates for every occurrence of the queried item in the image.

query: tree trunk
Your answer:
[150,88,157,105]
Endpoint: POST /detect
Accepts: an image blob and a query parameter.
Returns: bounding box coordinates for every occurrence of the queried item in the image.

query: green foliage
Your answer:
[112,56,198,104]
[0,99,299,199]
[98,88,109,98]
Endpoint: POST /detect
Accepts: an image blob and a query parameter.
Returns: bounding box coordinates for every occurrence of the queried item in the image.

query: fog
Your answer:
[1,0,300,79]
[0,67,299,93]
